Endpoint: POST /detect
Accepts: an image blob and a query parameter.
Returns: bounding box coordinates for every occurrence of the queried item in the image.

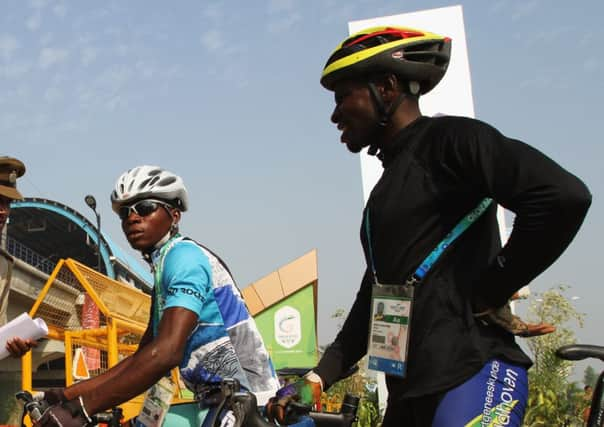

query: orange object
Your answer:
[73,347,90,380]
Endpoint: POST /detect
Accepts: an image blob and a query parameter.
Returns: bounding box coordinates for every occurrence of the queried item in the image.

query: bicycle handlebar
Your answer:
[556,344,604,362]
[556,344,604,427]
[16,391,122,427]
[226,390,359,427]
[202,378,359,427]
[308,394,359,427]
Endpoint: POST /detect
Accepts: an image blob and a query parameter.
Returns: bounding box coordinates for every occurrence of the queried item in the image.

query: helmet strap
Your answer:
[367,82,407,127]
[154,230,173,249]
[152,207,180,250]
[366,81,407,157]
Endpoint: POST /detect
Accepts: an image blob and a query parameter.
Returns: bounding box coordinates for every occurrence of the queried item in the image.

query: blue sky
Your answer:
[2,1,603,374]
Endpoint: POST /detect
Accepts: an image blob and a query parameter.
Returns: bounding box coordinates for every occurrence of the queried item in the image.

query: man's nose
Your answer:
[330,105,340,124]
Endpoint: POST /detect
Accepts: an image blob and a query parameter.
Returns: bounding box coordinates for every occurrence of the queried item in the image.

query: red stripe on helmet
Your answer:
[343,27,426,48]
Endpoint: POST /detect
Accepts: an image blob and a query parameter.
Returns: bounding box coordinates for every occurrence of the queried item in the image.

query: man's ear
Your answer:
[171,209,181,225]
[379,74,402,102]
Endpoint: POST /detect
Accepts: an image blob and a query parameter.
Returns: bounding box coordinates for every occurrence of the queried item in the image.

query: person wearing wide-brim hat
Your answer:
[0,156,38,357]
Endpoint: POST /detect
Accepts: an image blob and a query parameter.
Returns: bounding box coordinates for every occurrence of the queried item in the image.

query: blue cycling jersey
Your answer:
[150,235,279,405]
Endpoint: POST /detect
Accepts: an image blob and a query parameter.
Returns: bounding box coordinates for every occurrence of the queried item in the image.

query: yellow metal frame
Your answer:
[21,258,194,423]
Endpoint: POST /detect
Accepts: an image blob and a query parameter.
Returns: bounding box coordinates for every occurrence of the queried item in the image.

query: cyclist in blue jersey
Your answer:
[306,26,591,427]
[36,166,279,427]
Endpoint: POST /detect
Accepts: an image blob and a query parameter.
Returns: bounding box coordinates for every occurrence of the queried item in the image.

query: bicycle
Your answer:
[556,344,604,427]
[17,379,359,427]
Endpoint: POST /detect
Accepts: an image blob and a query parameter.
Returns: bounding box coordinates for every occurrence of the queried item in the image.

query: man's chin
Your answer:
[128,238,149,252]
[345,141,366,154]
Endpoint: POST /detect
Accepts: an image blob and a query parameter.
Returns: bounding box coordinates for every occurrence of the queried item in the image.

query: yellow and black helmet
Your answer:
[321,26,451,94]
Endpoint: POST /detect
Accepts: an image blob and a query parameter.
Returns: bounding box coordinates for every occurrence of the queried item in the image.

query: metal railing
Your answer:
[4,235,58,275]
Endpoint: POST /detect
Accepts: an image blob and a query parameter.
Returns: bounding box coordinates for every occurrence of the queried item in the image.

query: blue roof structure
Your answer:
[9,197,152,289]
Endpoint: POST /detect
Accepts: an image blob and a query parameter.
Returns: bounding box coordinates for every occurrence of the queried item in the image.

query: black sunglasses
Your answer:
[118,199,172,220]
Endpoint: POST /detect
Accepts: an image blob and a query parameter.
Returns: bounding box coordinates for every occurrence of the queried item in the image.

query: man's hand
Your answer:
[43,389,67,405]
[6,336,37,357]
[34,398,92,427]
[265,371,323,424]
[474,302,556,337]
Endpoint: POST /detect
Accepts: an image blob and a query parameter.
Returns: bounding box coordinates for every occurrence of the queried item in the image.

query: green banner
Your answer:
[253,285,317,370]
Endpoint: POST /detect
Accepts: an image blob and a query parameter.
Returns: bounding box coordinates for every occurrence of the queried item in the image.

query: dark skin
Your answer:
[330,74,420,153]
[1,195,38,357]
[63,202,198,414]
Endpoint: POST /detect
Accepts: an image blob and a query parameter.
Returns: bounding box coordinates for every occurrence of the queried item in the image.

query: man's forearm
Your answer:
[65,340,178,414]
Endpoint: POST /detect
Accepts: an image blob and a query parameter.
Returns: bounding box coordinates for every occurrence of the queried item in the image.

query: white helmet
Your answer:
[111,165,189,213]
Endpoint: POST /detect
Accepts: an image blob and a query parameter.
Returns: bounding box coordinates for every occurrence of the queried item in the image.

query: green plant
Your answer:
[523,285,584,426]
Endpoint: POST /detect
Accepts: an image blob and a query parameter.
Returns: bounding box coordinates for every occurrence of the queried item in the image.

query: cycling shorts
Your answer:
[432,358,528,426]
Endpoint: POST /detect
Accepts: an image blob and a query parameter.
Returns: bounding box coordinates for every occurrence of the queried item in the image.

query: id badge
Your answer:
[367,282,414,378]
[136,376,175,427]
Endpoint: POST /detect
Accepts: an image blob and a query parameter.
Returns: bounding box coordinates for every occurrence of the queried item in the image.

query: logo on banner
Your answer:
[274,306,301,349]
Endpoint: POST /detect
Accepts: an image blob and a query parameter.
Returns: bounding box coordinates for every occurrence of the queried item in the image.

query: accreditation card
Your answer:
[135,376,175,427]
[367,282,414,378]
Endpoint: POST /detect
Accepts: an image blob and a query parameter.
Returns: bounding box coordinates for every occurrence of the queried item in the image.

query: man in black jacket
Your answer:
[310,26,591,426]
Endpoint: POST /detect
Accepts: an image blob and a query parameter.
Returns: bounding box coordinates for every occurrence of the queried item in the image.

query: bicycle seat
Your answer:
[556,344,604,362]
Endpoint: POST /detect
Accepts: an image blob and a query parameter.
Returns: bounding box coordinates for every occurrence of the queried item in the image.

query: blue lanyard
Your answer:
[365,198,493,286]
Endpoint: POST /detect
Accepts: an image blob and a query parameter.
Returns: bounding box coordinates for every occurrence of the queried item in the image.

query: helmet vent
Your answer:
[158,176,177,186]
[138,178,152,190]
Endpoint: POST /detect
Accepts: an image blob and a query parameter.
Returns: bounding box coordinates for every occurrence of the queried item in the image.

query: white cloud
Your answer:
[81,47,98,66]
[0,114,19,131]
[268,0,296,13]
[53,3,67,18]
[39,47,69,68]
[99,65,132,90]
[30,0,50,10]
[267,0,301,33]
[0,35,20,61]
[510,0,541,21]
[135,61,155,79]
[267,12,301,34]
[202,3,225,21]
[200,30,223,52]
[115,43,130,57]
[26,12,42,31]
[40,32,53,46]
[44,86,63,103]
[0,61,32,78]
[583,57,601,73]
[488,0,542,21]
[56,120,85,133]
[105,95,124,111]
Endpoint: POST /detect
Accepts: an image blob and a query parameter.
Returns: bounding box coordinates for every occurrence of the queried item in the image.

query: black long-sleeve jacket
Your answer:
[316,115,591,400]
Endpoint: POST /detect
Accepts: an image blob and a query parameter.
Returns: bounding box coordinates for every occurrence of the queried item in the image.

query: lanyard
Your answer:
[151,233,182,337]
[365,198,493,286]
